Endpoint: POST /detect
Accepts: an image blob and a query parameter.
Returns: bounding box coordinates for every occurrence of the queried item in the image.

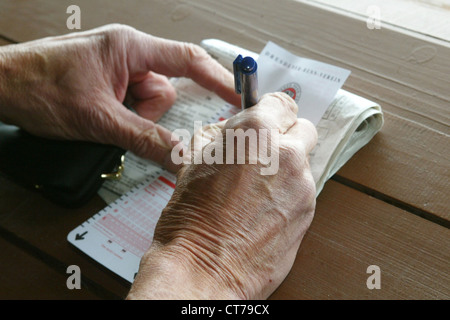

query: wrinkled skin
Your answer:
[0,24,318,299]
[0,24,239,171]
[128,93,318,299]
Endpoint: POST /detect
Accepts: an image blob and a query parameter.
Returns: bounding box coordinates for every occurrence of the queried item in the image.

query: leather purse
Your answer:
[0,122,125,208]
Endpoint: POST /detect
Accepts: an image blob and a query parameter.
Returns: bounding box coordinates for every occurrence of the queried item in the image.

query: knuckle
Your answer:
[278,144,313,178]
[97,24,136,47]
[298,118,318,143]
[279,145,316,205]
[164,85,177,107]
[261,92,298,115]
[301,173,317,210]
[162,77,177,100]
[184,43,208,61]
[279,144,306,165]
[132,126,162,159]
[302,170,316,195]
[225,112,268,131]
[102,23,135,35]
[181,43,212,75]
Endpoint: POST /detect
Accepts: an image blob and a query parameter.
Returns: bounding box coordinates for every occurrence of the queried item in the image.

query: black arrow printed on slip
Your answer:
[75,231,88,240]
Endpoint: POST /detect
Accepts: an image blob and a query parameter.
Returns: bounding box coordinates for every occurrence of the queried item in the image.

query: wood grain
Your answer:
[336,111,450,221]
[271,180,450,300]
[0,235,102,299]
[0,175,130,299]
[311,0,450,42]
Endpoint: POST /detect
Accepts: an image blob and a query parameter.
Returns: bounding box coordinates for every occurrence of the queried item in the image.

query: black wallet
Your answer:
[0,122,125,208]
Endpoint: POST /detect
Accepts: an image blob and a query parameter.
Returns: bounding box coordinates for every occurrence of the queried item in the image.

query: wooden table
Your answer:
[0,0,448,300]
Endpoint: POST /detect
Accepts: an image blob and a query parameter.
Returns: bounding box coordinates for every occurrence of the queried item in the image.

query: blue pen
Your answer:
[233,55,259,109]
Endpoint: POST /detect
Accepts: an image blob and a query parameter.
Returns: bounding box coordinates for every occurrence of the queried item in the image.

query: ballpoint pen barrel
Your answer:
[233,55,259,109]
[241,71,258,109]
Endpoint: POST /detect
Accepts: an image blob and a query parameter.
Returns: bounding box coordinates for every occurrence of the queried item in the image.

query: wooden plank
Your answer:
[0,174,448,299]
[271,180,450,300]
[0,0,447,221]
[0,235,102,299]
[0,175,130,299]
[310,0,450,42]
[336,111,450,221]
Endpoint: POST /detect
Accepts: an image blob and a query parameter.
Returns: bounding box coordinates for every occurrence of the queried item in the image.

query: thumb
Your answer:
[98,100,179,172]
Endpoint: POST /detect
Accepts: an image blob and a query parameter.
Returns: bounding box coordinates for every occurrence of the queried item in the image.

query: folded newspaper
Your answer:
[68,40,383,282]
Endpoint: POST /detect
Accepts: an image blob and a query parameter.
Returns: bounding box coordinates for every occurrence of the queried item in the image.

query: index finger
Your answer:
[127,30,240,106]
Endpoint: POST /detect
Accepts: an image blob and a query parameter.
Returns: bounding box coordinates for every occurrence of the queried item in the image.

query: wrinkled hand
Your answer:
[0,24,239,170]
[127,93,318,300]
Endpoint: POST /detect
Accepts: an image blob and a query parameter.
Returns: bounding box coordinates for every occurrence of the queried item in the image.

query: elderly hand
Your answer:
[0,24,239,170]
[127,93,318,299]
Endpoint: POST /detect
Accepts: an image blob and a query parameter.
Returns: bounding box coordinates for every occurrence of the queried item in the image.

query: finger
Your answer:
[128,72,176,101]
[128,72,177,121]
[175,120,227,181]
[98,99,179,172]
[225,92,298,134]
[281,118,318,155]
[182,120,226,165]
[197,121,226,143]
[126,30,240,107]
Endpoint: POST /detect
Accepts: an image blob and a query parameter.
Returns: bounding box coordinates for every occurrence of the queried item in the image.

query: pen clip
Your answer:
[233,54,243,94]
